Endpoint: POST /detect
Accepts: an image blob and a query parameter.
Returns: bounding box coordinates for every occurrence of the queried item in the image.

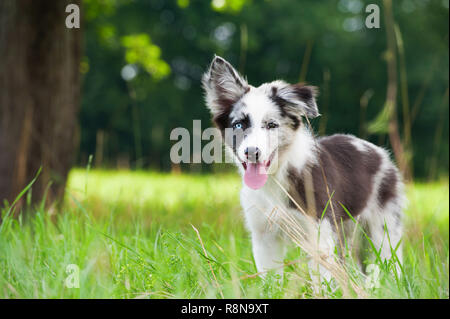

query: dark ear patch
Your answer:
[292,84,315,103]
[290,84,319,118]
[271,86,278,95]
[270,87,301,130]
[213,109,232,132]
[270,83,320,120]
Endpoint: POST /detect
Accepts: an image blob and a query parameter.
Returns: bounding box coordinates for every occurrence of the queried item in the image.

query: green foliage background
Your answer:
[79,0,449,178]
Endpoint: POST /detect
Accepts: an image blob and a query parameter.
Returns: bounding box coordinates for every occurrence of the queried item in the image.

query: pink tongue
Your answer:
[244,163,268,189]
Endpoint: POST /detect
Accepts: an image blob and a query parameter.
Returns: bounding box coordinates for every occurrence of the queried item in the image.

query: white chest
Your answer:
[239,176,293,235]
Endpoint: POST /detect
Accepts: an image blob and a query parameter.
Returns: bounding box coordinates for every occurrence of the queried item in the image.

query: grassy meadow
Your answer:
[0,169,448,299]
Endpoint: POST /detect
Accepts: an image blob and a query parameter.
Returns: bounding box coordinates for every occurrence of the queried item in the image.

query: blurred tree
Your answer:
[383,0,410,180]
[0,0,447,209]
[0,0,82,205]
[75,0,448,179]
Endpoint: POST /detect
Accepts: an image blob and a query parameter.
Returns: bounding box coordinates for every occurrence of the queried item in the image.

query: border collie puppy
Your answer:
[202,55,405,283]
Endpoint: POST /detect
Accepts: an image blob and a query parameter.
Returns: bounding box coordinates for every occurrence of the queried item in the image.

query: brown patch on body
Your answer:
[287,135,381,221]
[378,168,397,207]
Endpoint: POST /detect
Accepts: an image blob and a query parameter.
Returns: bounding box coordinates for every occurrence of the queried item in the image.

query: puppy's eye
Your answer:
[266,122,279,129]
[233,122,244,130]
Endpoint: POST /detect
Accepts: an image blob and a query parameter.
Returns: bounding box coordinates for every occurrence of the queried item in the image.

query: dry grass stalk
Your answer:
[191,224,224,298]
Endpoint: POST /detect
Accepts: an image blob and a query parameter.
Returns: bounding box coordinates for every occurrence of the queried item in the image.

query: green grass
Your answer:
[0,169,448,298]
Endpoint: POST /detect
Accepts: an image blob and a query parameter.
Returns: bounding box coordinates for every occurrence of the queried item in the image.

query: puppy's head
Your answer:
[202,55,319,189]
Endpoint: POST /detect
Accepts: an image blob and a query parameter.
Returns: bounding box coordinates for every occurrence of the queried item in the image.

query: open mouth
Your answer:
[241,150,277,190]
[241,152,274,170]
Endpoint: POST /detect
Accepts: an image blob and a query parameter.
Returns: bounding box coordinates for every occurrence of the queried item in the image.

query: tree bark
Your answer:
[0,0,82,206]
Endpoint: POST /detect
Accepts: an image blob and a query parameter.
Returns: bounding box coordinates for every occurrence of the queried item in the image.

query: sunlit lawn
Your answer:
[0,169,448,298]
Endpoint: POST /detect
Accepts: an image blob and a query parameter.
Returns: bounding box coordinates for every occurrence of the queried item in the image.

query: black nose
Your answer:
[244,147,261,162]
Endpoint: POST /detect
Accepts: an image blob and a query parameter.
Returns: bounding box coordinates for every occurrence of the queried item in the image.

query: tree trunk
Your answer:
[0,0,82,206]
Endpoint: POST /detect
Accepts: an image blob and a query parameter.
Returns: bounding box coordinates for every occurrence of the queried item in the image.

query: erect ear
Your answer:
[273,83,320,119]
[202,55,249,116]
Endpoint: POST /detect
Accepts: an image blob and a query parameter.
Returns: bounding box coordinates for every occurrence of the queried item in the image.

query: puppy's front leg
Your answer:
[251,230,286,280]
[307,218,336,293]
